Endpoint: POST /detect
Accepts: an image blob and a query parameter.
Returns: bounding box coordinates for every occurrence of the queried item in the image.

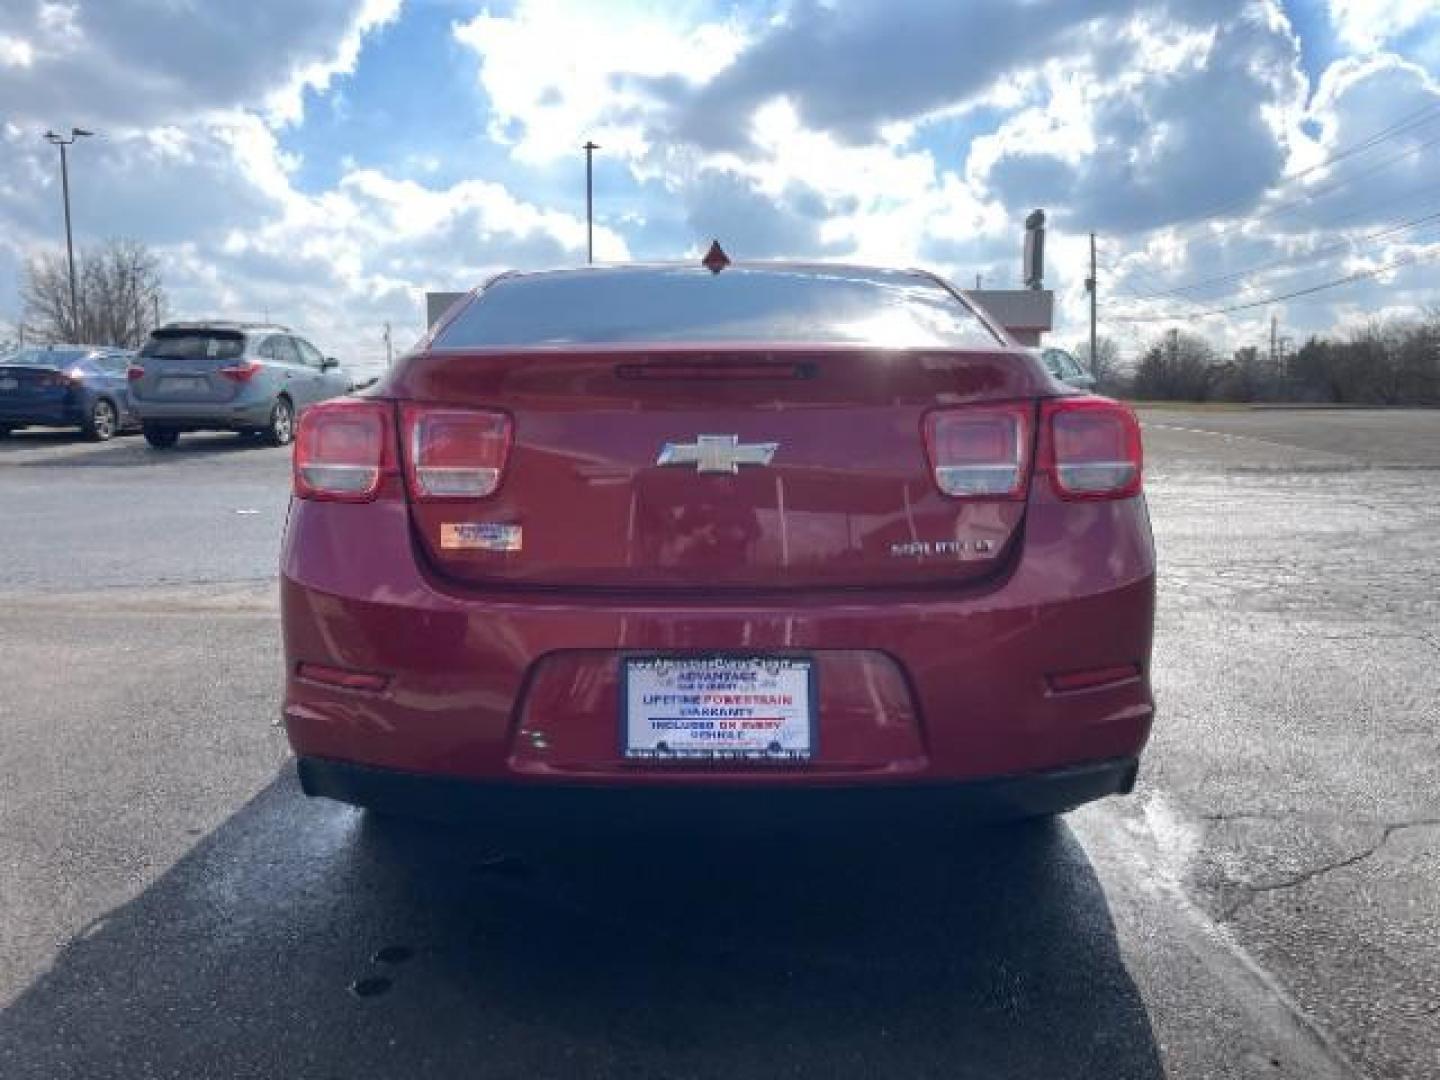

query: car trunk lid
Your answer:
[0,364,73,405]
[390,346,1047,591]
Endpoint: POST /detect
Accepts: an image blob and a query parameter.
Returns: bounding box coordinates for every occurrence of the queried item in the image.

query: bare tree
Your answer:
[21,238,166,347]
[1072,336,1121,389]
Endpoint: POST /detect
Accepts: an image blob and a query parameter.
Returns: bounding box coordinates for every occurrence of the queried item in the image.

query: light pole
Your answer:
[583,140,600,263]
[43,127,92,336]
[1087,232,1097,372]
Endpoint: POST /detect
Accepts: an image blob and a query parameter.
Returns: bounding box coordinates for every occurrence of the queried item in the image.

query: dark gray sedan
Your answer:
[0,345,137,441]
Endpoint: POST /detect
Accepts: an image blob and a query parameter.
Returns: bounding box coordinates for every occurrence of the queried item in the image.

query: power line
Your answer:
[1107,182,1440,309]
[1100,135,1440,312]
[1166,127,1440,262]
[1296,101,1440,175]
[1284,180,1440,237]
[1109,247,1439,322]
[1159,102,1440,246]
[1115,209,1440,302]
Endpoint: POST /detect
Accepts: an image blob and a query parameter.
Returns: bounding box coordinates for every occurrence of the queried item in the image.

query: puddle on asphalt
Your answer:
[371,945,413,965]
[349,976,392,999]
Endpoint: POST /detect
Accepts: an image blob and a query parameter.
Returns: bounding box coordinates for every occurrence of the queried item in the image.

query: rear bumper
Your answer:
[131,398,271,428]
[281,481,1157,790]
[0,402,81,426]
[297,754,1140,823]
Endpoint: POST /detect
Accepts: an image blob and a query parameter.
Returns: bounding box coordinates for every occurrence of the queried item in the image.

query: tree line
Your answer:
[1078,312,1440,405]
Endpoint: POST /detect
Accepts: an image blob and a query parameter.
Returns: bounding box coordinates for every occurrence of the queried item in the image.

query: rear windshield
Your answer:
[433,267,1002,349]
[3,347,88,369]
[142,330,245,360]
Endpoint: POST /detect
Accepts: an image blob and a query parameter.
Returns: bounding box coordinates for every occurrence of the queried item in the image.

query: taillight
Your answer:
[219,359,263,382]
[293,399,393,502]
[1039,397,1143,500]
[923,402,1033,499]
[401,405,512,500]
[126,364,144,382]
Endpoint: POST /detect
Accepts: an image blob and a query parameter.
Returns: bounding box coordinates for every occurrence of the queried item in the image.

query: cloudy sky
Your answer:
[1,0,1437,370]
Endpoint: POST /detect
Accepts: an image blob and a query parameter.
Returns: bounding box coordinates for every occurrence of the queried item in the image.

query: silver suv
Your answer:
[128,322,351,448]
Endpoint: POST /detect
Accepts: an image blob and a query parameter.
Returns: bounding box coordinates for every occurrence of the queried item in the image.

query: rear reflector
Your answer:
[296,662,389,692]
[401,405,512,500]
[1040,397,1143,500]
[1048,664,1142,693]
[923,402,1033,499]
[293,399,392,502]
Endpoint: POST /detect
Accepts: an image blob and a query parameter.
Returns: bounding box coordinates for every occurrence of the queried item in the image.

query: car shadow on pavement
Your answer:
[0,768,1162,1080]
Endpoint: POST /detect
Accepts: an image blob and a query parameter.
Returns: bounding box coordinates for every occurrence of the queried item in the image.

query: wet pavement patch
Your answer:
[349,976,392,999]
[372,945,413,965]
[475,853,530,879]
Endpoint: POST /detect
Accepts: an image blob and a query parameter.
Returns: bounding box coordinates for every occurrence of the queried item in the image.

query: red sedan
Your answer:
[281,262,1154,823]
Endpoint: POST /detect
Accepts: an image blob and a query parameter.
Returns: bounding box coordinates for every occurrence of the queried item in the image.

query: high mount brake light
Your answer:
[1039,397,1143,500]
[401,405,512,500]
[219,360,263,382]
[293,399,393,502]
[923,402,1033,499]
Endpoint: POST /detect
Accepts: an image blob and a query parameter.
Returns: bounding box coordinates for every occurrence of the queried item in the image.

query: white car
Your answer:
[1036,346,1097,391]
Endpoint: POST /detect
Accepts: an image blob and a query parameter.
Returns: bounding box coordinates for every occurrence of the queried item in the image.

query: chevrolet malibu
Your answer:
[282,262,1154,824]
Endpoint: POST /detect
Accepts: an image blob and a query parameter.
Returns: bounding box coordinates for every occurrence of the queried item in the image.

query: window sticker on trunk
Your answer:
[440,522,522,552]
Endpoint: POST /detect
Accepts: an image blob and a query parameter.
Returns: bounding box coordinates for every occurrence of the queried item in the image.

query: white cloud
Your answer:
[266,0,402,126]
[0,0,397,129]
[1329,0,1436,52]
[0,33,34,67]
[452,0,750,165]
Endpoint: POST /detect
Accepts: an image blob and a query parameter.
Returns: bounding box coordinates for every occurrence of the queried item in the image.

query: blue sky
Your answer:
[1,0,1438,368]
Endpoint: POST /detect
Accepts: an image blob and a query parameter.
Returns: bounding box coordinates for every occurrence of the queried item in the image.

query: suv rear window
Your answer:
[433,267,1002,349]
[142,330,245,360]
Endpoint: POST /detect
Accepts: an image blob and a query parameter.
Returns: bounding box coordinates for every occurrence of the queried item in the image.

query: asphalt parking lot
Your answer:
[0,409,1436,1079]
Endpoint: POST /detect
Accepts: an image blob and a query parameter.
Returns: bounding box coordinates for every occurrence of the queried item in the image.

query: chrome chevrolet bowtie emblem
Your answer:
[657,435,778,474]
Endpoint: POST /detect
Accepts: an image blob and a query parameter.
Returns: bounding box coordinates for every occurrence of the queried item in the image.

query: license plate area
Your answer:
[160,376,209,395]
[622,656,816,762]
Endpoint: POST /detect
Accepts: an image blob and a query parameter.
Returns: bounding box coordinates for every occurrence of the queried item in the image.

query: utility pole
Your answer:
[383,321,393,367]
[975,273,982,290]
[1269,313,1278,370]
[583,140,600,264]
[43,127,93,337]
[1086,232,1098,367]
[153,293,161,330]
